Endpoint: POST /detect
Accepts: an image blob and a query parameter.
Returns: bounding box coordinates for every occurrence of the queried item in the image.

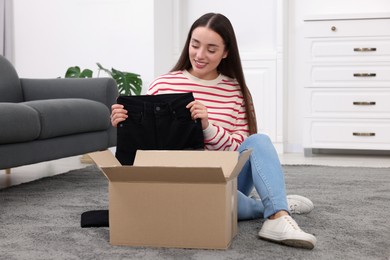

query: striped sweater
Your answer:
[147,70,249,151]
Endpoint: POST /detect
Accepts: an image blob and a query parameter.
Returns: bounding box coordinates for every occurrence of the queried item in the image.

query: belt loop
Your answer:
[141,102,146,121]
[169,103,176,119]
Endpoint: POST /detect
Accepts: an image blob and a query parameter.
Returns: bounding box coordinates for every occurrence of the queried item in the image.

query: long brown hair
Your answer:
[171,13,258,135]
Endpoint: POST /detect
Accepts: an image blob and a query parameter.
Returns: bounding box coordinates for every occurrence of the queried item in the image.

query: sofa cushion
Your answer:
[0,56,23,102]
[23,98,111,139]
[0,103,41,144]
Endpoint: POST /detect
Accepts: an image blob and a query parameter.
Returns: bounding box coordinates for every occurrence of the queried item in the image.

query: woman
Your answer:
[111,13,317,249]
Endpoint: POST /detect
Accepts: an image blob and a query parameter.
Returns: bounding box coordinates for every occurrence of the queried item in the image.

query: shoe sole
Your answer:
[260,236,315,249]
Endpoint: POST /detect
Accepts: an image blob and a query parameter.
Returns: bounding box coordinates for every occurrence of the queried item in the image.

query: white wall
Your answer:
[175,0,276,54]
[12,0,156,88]
[287,0,390,153]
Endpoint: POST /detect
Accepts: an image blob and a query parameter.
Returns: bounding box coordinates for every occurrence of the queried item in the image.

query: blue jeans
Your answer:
[237,133,289,220]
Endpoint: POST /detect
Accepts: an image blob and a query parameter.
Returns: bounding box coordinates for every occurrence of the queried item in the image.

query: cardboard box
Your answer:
[89,149,251,249]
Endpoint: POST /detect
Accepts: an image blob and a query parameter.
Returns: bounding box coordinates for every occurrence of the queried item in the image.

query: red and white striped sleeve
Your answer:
[203,98,249,151]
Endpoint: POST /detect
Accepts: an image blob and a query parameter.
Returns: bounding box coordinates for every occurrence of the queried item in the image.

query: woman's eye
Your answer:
[191,45,199,49]
[208,49,216,53]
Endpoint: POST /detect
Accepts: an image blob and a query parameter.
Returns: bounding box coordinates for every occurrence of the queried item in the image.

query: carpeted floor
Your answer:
[0,165,389,260]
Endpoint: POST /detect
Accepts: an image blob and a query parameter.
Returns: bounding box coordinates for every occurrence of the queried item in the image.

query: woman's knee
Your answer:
[246,133,272,146]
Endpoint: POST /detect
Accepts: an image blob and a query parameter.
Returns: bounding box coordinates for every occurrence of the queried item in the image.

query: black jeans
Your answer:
[116,93,204,165]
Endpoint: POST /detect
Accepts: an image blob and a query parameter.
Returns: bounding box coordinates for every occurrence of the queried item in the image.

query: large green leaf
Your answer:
[65,66,93,78]
[111,68,142,96]
[97,63,142,96]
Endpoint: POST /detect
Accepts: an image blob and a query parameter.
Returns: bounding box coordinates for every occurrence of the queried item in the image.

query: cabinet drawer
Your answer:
[304,18,390,38]
[308,38,390,62]
[308,64,390,87]
[306,89,390,118]
[304,119,390,150]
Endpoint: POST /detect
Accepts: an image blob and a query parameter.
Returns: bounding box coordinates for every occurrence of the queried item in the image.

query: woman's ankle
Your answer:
[268,210,289,220]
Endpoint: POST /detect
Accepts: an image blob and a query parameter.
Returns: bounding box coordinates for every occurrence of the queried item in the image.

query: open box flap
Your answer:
[88,150,121,180]
[134,150,239,178]
[226,149,252,181]
[89,150,121,167]
[101,166,227,183]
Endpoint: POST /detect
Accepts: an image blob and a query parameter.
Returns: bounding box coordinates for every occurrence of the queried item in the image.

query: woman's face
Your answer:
[188,26,228,80]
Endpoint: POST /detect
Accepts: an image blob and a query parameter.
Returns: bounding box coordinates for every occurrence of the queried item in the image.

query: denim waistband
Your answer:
[117,93,194,114]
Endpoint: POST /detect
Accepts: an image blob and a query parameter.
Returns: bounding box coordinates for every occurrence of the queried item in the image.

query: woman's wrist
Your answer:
[202,123,217,140]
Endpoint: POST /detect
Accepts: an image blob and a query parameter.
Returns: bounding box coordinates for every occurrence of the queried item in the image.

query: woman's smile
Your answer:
[188,26,227,80]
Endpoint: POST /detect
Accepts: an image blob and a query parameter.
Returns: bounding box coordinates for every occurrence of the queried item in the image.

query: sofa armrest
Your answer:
[20,78,118,108]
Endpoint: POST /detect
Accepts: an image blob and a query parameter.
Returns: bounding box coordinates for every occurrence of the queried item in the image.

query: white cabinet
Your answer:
[302,14,390,154]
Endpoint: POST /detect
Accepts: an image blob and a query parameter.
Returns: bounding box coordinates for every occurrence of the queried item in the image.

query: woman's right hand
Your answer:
[111,104,128,127]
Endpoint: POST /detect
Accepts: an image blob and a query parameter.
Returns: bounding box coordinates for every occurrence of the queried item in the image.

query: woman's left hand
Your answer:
[186,100,209,130]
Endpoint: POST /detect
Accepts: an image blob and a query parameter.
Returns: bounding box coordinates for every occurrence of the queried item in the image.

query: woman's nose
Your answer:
[195,48,206,59]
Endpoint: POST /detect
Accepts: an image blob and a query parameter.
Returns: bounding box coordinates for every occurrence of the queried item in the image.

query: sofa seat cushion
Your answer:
[23,98,111,139]
[0,103,41,144]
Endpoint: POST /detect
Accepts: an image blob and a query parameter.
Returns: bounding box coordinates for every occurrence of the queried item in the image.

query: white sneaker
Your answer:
[258,215,317,249]
[287,195,314,214]
[250,194,314,214]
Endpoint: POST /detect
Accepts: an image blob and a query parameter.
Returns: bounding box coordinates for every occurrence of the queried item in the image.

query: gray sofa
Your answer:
[0,55,118,170]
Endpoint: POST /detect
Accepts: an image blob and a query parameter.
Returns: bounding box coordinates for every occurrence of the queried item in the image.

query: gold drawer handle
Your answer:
[353,47,377,52]
[353,73,376,77]
[353,101,376,106]
[353,132,376,137]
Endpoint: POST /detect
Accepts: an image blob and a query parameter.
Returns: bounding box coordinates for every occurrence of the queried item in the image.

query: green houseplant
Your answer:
[65,63,142,96]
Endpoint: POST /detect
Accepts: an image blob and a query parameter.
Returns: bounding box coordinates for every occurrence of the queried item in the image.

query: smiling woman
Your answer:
[188,27,228,80]
[111,12,318,250]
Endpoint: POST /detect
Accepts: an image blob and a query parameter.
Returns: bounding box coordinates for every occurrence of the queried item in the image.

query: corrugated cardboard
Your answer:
[89,149,251,249]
